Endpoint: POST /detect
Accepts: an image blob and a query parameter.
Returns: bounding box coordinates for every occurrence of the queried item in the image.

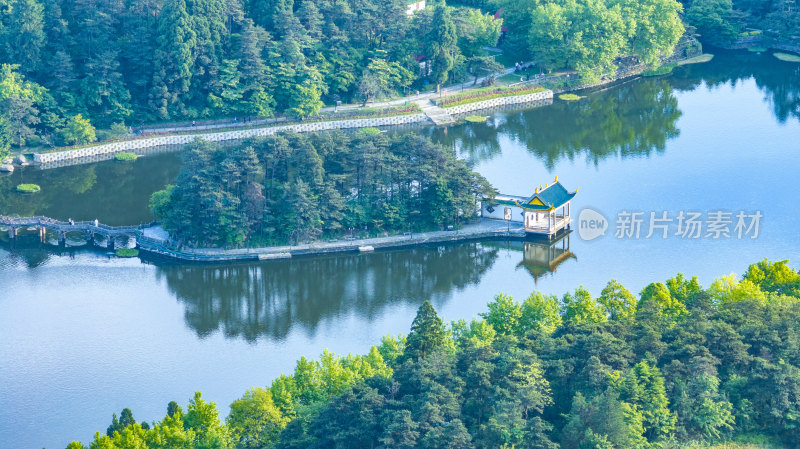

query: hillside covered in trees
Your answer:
[682,0,800,47]
[0,0,690,156]
[149,130,495,247]
[63,258,800,449]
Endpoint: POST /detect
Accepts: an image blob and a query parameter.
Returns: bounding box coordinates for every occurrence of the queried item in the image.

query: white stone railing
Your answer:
[440,90,553,114]
[33,88,556,165]
[34,113,428,164]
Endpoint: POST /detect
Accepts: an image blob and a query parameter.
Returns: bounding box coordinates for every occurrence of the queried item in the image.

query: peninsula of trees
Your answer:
[150,130,495,247]
[63,258,800,449]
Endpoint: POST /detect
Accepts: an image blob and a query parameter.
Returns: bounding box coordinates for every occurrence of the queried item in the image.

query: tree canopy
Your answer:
[0,0,695,156]
[65,258,800,449]
[151,130,495,247]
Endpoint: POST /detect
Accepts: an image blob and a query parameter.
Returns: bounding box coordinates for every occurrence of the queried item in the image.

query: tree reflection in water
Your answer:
[430,78,682,169]
[154,243,499,342]
[0,151,181,225]
[432,51,800,169]
[671,50,800,124]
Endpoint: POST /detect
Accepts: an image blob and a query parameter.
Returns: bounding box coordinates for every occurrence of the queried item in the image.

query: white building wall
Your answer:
[481,202,524,223]
[406,0,425,15]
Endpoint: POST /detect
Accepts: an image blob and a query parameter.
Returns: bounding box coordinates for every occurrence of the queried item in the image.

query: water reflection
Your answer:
[0,233,584,342]
[671,50,800,124]
[433,52,799,169]
[433,78,682,169]
[0,152,181,225]
[485,232,576,284]
[0,237,114,268]
[426,101,553,164]
[155,243,500,341]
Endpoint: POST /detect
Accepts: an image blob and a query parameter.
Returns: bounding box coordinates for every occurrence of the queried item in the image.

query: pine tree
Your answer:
[404,300,446,360]
[427,5,458,86]
[4,0,45,73]
[238,19,275,117]
[150,0,196,119]
[285,178,322,244]
[70,0,131,127]
[119,0,160,113]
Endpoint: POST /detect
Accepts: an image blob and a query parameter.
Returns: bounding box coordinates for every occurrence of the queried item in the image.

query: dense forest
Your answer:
[0,0,696,156]
[149,130,494,247]
[683,0,800,47]
[62,258,800,449]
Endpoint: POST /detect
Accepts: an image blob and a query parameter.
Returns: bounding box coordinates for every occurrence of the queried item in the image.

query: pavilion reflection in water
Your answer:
[488,230,576,283]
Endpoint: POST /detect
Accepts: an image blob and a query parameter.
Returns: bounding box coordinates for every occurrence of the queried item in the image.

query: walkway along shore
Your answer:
[1,215,562,263]
[32,89,553,166]
[27,45,706,167]
[136,219,530,263]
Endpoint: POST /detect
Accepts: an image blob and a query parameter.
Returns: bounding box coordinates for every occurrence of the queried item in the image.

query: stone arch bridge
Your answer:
[0,215,147,249]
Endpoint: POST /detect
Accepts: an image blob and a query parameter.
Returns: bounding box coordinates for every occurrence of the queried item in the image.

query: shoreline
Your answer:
[135,219,537,263]
[18,49,710,168]
[29,89,554,166]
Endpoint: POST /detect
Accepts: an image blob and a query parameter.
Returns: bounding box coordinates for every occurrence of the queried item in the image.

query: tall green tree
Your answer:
[237,19,274,117]
[563,286,607,325]
[686,0,741,46]
[404,300,447,360]
[427,5,458,86]
[481,293,522,336]
[598,279,637,321]
[58,113,96,145]
[0,64,45,148]
[185,391,232,449]
[453,8,502,58]
[71,0,132,127]
[614,0,684,66]
[3,0,45,73]
[150,0,196,119]
[228,388,289,449]
[617,361,677,441]
[285,178,322,244]
[520,292,562,335]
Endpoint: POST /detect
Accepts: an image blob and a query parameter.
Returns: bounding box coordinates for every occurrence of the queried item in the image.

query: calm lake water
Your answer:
[1,50,799,449]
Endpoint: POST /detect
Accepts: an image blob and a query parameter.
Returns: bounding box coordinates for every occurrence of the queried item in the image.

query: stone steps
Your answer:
[417,100,456,126]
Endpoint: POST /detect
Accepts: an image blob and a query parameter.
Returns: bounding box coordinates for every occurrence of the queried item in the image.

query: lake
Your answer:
[1,50,799,449]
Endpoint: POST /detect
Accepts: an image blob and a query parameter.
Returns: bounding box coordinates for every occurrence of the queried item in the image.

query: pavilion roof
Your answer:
[494,179,577,211]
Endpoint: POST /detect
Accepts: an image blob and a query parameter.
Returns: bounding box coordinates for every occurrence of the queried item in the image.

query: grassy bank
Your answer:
[437,85,548,108]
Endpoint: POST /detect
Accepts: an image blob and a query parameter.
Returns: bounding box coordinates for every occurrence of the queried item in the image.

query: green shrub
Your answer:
[357,127,382,136]
[464,115,487,123]
[115,248,139,258]
[558,93,582,101]
[109,122,130,138]
[16,183,41,193]
[114,152,138,161]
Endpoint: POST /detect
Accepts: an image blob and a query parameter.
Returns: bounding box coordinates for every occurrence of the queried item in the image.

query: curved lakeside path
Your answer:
[28,50,706,167]
[137,219,529,262]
